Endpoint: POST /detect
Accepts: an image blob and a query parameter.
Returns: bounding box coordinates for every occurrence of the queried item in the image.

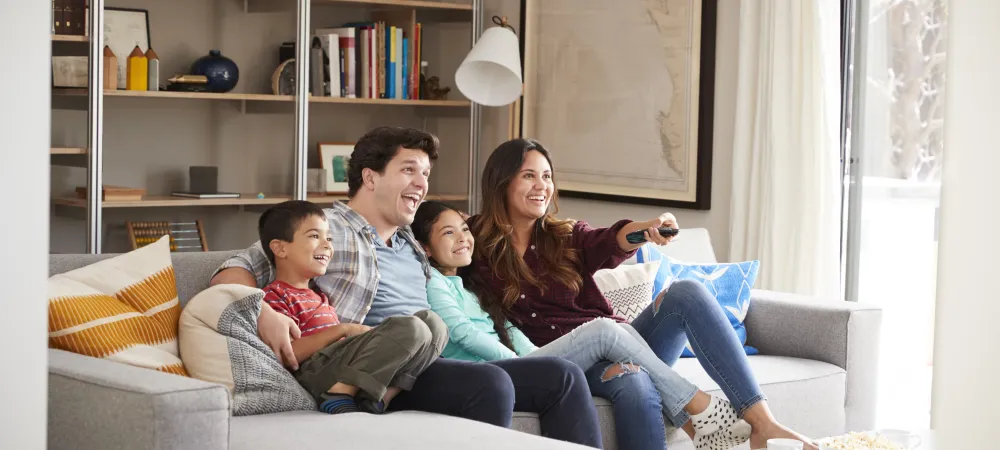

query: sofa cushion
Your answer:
[635,248,759,357]
[512,355,848,450]
[625,228,719,265]
[48,236,188,376]
[593,261,660,322]
[179,284,316,416]
[231,410,592,449]
[50,250,236,308]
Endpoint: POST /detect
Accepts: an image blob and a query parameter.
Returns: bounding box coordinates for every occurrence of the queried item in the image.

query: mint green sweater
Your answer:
[426,268,538,361]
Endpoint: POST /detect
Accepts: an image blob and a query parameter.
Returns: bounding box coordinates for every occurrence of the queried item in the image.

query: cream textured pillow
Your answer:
[48,235,187,376]
[594,261,661,322]
[179,283,315,415]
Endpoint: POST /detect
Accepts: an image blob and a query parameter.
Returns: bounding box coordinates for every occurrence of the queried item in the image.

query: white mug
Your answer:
[878,429,923,449]
[767,438,804,450]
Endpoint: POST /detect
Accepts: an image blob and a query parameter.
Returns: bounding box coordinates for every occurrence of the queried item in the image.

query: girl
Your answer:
[463,138,817,450]
[414,201,750,450]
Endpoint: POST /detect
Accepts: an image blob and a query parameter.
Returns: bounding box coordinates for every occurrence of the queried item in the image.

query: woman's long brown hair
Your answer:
[466,139,583,349]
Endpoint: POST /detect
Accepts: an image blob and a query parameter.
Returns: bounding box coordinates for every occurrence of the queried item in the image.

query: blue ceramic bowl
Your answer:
[191,50,239,93]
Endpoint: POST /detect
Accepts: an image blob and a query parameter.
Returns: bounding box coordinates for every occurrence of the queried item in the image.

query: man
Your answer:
[211,126,601,447]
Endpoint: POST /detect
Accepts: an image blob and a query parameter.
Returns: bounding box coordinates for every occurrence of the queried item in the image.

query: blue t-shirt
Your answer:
[362,229,431,326]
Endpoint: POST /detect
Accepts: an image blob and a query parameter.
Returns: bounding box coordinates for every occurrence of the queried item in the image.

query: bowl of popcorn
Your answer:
[818,432,904,450]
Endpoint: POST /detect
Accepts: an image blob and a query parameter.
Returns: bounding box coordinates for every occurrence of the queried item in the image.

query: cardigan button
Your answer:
[520,294,525,299]
[530,245,536,250]
[531,313,536,318]
[550,325,556,330]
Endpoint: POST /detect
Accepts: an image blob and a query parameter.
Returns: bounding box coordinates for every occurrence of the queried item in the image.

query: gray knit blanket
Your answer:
[179,285,317,416]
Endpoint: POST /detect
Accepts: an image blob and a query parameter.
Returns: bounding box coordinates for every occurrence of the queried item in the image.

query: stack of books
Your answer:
[312,21,423,100]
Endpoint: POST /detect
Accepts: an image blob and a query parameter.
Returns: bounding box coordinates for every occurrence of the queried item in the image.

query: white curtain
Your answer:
[728,0,842,298]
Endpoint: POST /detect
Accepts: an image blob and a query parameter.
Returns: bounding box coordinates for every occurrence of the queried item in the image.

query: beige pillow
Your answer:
[594,261,661,322]
[179,283,316,415]
[178,283,260,391]
[48,235,187,376]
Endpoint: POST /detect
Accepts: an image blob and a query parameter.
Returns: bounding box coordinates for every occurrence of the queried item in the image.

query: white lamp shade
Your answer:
[455,26,523,107]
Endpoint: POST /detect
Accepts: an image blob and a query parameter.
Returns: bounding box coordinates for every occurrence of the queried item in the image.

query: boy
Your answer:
[258,200,447,414]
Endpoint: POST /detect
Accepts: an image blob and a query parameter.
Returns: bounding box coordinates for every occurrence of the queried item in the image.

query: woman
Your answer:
[413,201,751,450]
[466,138,817,450]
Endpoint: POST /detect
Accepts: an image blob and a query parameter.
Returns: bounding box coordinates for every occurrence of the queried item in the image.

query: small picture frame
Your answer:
[104,7,151,90]
[52,56,89,87]
[318,142,354,194]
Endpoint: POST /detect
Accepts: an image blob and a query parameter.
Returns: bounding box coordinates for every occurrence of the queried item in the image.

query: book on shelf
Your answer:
[170,192,241,199]
[313,19,423,101]
[53,0,87,36]
[76,185,146,202]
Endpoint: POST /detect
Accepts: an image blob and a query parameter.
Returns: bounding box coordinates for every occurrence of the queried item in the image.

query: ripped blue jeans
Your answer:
[631,279,766,417]
[524,318,699,436]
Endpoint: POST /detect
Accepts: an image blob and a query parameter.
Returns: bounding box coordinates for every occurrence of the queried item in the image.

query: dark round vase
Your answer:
[191,50,239,93]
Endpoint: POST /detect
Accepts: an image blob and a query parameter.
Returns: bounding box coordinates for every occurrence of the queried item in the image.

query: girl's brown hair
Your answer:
[468,139,582,342]
[411,200,520,351]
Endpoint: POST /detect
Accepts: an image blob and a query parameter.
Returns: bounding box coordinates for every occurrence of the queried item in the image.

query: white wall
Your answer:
[0,1,50,448]
[930,0,1000,444]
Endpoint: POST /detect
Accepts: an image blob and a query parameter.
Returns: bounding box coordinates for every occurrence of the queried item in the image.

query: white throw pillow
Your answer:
[594,261,661,322]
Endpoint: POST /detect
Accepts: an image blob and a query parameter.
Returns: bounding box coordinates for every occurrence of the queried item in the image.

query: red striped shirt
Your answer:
[263,280,341,337]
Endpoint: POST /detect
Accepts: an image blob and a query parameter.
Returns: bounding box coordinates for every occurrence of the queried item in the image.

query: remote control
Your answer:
[625,227,679,244]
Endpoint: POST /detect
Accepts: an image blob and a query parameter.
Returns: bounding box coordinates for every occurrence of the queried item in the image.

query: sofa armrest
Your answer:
[48,349,231,450]
[744,289,882,431]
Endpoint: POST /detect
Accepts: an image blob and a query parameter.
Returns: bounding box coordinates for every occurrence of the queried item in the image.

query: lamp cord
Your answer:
[492,15,516,34]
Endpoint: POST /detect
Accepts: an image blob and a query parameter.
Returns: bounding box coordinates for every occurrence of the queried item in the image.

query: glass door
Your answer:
[842,0,947,431]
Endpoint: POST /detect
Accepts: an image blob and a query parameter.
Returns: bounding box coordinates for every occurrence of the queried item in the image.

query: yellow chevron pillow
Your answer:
[48,236,188,376]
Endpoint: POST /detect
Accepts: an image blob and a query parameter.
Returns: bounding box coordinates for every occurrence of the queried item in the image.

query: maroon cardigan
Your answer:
[469,217,637,346]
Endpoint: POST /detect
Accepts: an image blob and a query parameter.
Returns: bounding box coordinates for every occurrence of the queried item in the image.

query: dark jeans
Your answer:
[389,356,603,448]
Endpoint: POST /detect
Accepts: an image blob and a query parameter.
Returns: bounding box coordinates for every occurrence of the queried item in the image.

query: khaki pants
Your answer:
[294,310,448,402]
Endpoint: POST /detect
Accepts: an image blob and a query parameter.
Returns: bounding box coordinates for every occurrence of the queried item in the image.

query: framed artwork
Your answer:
[104,7,151,90]
[52,56,89,87]
[518,0,717,209]
[318,142,354,194]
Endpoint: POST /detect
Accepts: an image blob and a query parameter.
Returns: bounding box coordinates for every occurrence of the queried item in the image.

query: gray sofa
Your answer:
[49,248,881,450]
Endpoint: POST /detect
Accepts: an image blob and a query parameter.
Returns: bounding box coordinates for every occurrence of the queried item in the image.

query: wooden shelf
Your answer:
[53,194,291,208]
[51,89,467,107]
[104,90,294,102]
[310,96,470,107]
[312,0,472,10]
[52,34,88,42]
[54,193,468,208]
[308,194,468,203]
[51,147,87,155]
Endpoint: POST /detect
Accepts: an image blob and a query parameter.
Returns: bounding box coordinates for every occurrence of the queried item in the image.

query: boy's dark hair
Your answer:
[258,200,327,264]
[348,126,440,197]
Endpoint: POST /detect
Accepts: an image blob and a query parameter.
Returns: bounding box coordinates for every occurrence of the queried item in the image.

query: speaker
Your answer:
[189,166,219,193]
[279,42,295,64]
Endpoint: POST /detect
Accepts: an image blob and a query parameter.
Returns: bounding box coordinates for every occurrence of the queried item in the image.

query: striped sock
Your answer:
[357,397,386,414]
[319,393,359,415]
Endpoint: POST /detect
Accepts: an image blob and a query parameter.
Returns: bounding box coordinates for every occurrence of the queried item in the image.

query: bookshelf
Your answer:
[51,0,483,254]
[52,193,469,208]
[51,34,88,42]
[51,88,470,106]
[50,147,88,155]
[310,0,473,11]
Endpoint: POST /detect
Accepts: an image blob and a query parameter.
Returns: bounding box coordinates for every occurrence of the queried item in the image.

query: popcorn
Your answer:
[817,432,904,450]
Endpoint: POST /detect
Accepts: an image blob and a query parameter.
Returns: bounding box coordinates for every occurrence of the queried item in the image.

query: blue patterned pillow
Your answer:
[636,245,759,357]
